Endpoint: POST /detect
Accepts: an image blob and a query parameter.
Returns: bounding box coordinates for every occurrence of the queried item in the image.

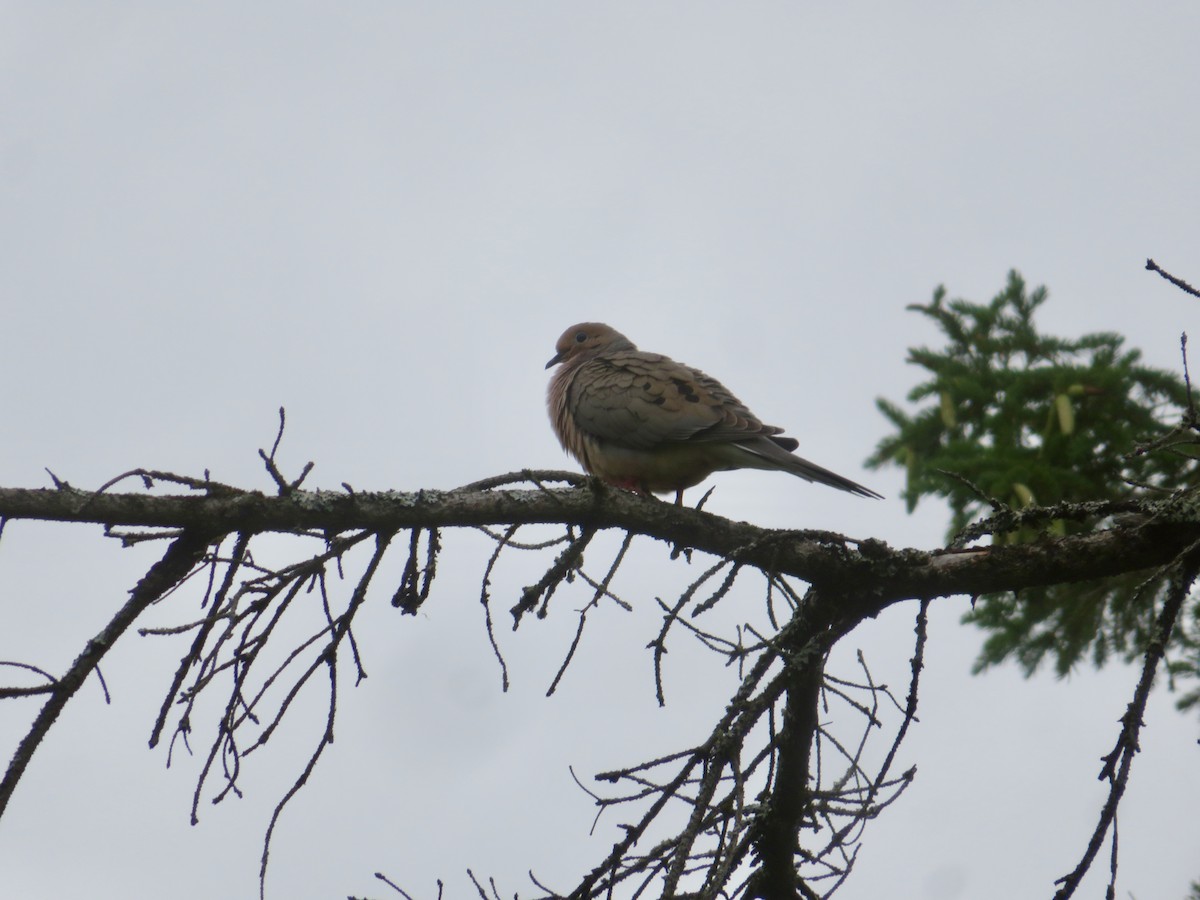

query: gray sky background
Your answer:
[2,4,1199,899]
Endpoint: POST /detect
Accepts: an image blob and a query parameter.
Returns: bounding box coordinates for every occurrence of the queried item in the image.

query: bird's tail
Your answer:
[738,437,883,499]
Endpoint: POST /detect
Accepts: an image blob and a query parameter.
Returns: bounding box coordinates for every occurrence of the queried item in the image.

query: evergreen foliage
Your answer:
[867,271,1200,701]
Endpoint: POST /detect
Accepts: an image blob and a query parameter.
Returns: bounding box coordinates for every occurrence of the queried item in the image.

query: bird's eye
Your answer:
[574,331,588,343]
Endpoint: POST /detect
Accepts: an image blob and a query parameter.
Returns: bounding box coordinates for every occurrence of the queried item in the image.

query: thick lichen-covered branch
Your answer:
[1,474,1197,610]
[2,462,1197,900]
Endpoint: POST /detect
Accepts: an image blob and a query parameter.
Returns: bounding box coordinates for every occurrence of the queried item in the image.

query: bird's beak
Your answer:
[545,351,566,369]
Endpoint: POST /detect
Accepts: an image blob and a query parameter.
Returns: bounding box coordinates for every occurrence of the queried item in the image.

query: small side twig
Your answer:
[258,407,314,495]
[0,530,214,820]
[510,527,596,628]
[1051,545,1199,899]
[1146,258,1200,299]
[546,531,634,697]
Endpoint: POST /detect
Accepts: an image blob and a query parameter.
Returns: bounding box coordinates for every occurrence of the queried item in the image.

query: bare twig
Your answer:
[1051,545,1200,899]
[511,527,597,627]
[0,529,214,819]
[258,529,397,899]
[1146,258,1200,299]
[546,532,634,697]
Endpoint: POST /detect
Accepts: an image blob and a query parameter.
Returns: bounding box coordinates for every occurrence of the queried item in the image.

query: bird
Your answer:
[545,322,882,505]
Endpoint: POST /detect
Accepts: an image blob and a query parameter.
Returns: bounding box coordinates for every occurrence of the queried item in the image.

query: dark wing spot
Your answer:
[671,378,700,402]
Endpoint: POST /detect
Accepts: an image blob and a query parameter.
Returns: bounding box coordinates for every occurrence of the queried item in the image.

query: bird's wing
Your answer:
[567,351,787,450]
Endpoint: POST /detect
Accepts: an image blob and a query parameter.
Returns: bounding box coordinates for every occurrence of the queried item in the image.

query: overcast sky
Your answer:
[2,4,1199,899]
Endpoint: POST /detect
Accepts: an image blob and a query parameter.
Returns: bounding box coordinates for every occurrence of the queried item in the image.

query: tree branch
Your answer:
[0,528,215,818]
[1051,545,1200,899]
[2,468,1197,899]
[0,479,1195,611]
[747,612,827,900]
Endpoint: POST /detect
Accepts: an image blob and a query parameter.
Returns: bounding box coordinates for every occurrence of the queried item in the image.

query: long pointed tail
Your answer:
[737,437,883,499]
[782,454,883,499]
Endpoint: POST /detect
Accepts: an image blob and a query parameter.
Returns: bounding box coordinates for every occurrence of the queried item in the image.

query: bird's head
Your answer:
[545,323,636,369]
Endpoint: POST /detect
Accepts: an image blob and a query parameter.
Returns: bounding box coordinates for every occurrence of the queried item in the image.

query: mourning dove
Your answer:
[546,323,882,505]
